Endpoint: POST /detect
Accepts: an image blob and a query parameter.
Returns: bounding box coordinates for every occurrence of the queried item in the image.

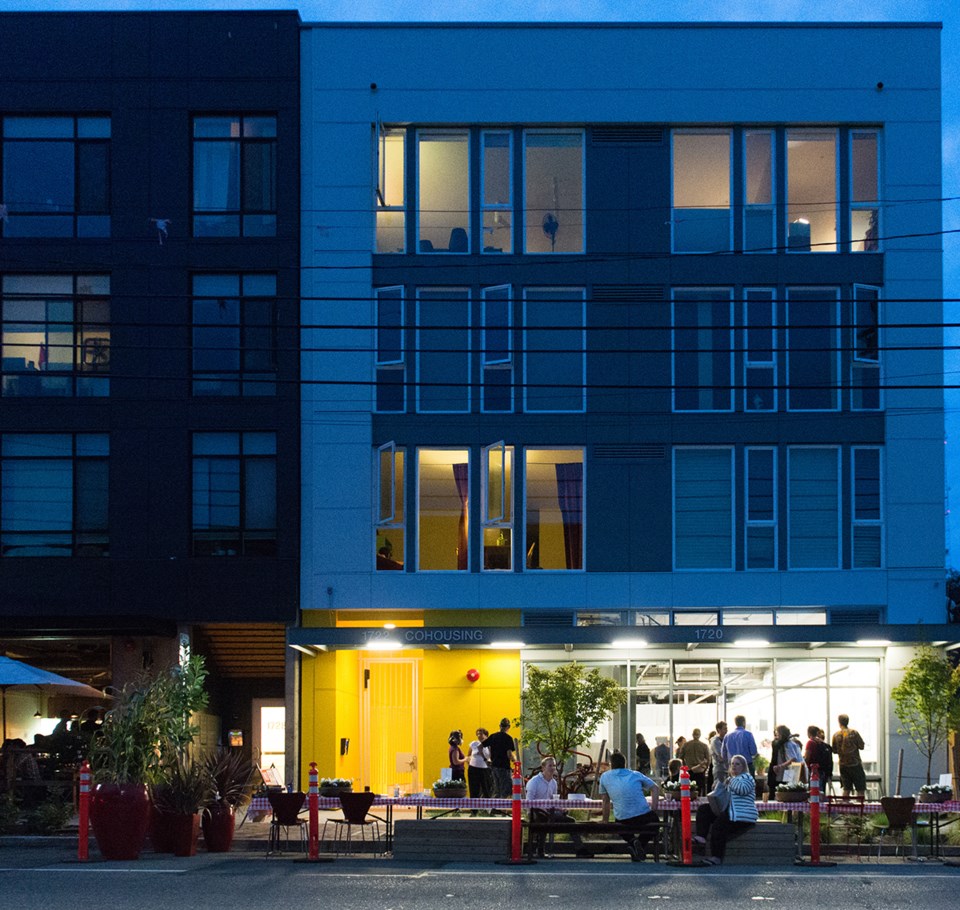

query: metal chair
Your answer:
[322,791,384,855]
[871,796,915,861]
[824,793,866,857]
[266,790,307,855]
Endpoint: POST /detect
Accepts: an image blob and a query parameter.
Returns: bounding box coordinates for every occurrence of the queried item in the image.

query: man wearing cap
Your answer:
[484,717,517,799]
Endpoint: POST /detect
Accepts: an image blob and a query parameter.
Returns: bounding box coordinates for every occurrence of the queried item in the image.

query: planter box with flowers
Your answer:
[661,780,699,801]
[432,779,468,799]
[918,784,953,804]
[775,782,809,803]
[319,778,353,797]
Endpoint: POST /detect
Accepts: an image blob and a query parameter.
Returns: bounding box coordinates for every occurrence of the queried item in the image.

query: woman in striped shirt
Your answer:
[694,753,758,864]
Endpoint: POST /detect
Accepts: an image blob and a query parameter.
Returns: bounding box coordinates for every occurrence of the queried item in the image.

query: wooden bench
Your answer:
[721,820,796,866]
[524,819,664,861]
[392,818,511,863]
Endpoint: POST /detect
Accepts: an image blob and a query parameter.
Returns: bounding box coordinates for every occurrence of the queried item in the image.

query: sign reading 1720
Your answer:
[694,628,724,641]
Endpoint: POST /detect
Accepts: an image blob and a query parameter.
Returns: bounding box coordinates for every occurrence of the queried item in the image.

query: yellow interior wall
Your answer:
[422,649,521,786]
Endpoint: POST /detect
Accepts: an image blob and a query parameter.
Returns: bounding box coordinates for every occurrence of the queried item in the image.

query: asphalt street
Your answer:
[2,847,959,910]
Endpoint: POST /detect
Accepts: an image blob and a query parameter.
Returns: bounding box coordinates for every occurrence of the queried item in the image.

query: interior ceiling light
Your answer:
[383,623,396,630]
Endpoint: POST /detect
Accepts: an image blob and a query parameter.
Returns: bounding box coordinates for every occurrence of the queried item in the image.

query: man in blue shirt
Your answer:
[720,715,759,775]
[599,751,660,861]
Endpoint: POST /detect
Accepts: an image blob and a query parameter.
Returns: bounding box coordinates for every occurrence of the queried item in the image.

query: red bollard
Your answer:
[679,765,693,865]
[511,760,523,860]
[308,762,319,860]
[795,762,835,867]
[77,760,91,862]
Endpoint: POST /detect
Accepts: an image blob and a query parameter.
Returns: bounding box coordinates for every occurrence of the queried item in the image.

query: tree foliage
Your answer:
[517,663,626,783]
[891,645,960,784]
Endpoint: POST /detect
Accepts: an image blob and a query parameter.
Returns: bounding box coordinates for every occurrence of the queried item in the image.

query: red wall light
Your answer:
[466,668,480,683]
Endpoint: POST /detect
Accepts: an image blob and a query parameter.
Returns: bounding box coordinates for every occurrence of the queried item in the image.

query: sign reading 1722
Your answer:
[694,627,724,641]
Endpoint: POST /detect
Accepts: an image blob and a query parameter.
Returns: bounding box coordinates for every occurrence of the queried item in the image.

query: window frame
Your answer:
[742,129,776,254]
[786,445,841,570]
[375,123,406,254]
[416,447,471,573]
[672,446,735,572]
[481,441,514,572]
[416,128,471,254]
[671,129,733,254]
[375,286,405,413]
[481,284,513,413]
[671,287,734,413]
[744,446,778,571]
[743,287,777,412]
[849,129,881,253]
[480,130,514,255]
[375,441,406,571]
[522,129,586,255]
[851,284,882,411]
[785,128,839,253]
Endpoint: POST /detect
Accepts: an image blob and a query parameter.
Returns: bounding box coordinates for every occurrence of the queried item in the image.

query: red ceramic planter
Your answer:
[201,804,236,853]
[89,783,151,861]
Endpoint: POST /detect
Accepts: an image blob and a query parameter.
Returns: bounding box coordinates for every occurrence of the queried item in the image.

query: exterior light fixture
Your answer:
[364,640,402,651]
[610,638,648,649]
[734,639,770,648]
[854,639,891,647]
[490,641,525,649]
[384,623,396,630]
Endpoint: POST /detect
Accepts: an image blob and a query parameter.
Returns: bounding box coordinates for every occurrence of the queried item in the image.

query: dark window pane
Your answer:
[75,459,108,530]
[3,142,73,211]
[193,142,239,211]
[77,143,109,213]
[245,459,276,529]
[243,142,276,211]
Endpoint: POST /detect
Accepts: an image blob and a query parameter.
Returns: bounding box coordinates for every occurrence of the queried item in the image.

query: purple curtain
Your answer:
[453,463,469,570]
[554,462,583,569]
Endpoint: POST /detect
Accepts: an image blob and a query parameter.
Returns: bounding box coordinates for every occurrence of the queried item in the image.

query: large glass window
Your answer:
[788,447,839,569]
[482,442,514,571]
[375,287,405,412]
[376,127,406,253]
[745,447,777,570]
[482,286,513,412]
[673,288,733,412]
[525,448,583,571]
[852,447,882,568]
[418,448,470,571]
[744,289,776,411]
[743,130,774,252]
[2,116,110,238]
[524,131,584,253]
[674,448,733,570]
[482,131,513,254]
[787,288,839,411]
[2,275,109,398]
[192,432,276,556]
[1,433,108,557]
[672,131,731,253]
[851,285,880,410]
[787,130,837,252]
[193,115,276,237]
[851,131,880,251]
[523,288,585,412]
[417,131,469,253]
[416,288,470,413]
[192,274,277,396]
[375,443,405,570]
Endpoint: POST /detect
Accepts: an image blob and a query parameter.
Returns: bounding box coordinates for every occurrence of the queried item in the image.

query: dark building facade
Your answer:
[0,11,300,761]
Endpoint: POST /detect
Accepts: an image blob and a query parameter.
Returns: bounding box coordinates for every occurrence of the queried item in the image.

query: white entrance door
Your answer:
[360,658,420,794]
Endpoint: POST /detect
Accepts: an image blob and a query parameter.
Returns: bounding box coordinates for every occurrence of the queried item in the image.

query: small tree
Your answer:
[891,645,960,784]
[517,662,626,792]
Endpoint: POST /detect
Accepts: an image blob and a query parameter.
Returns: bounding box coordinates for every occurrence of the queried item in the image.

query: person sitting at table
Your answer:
[599,750,660,862]
[693,753,758,864]
[526,755,584,858]
[666,758,682,783]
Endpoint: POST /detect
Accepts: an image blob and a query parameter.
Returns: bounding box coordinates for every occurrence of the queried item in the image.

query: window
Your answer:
[192,274,277,396]
[852,447,883,568]
[851,131,880,251]
[788,447,839,569]
[745,447,777,570]
[525,449,583,571]
[673,448,733,570]
[481,131,513,253]
[193,115,276,237]
[524,288,585,412]
[376,127,406,253]
[375,443,405,570]
[2,275,109,397]
[1,116,110,238]
[482,285,513,412]
[482,442,514,571]
[672,131,731,252]
[524,131,584,253]
[743,130,774,252]
[672,288,733,412]
[786,129,837,252]
[418,448,469,571]
[787,288,839,411]
[192,432,276,556]
[744,289,776,411]
[416,288,470,412]
[375,286,405,412]
[1,434,108,557]
[417,131,469,253]
[852,285,880,410]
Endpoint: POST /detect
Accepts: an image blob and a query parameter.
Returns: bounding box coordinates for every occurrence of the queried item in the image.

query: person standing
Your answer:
[485,717,516,799]
[653,737,671,779]
[711,721,728,785]
[767,725,802,793]
[803,725,833,790]
[467,728,492,799]
[448,730,465,781]
[635,732,651,774]
[599,751,660,861]
[678,728,711,792]
[831,714,866,797]
[721,714,759,776]
[526,756,584,858]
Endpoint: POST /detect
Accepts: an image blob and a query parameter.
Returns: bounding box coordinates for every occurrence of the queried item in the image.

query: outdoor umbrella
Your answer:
[0,655,108,742]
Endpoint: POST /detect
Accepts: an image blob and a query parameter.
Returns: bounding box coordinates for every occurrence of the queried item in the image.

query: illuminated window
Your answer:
[851,131,880,252]
[482,442,513,571]
[525,448,583,571]
[377,127,406,253]
[418,131,469,253]
[524,131,584,253]
[672,131,731,252]
[743,130,774,252]
[482,131,513,253]
[376,443,405,571]
[418,448,470,571]
[786,129,837,252]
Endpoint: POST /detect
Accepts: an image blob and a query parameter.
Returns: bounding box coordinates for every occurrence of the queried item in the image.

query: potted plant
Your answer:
[917,783,953,804]
[753,755,770,800]
[150,754,211,856]
[432,778,468,799]
[319,777,353,797]
[661,779,699,801]
[201,749,255,852]
[775,781,809,803]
